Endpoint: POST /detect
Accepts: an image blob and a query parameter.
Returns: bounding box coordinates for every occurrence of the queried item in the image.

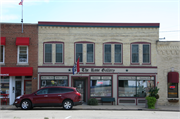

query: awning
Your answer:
[168,72,179,83]
[1,37,6,45]
[0,67,33,76]
[16,37,29,46]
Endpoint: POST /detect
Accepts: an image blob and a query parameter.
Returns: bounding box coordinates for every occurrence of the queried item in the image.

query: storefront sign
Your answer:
[41,76,54,80]
[82,68,115,73]
[170,86,175,89]
[119,76,136,80]
[55,76,68,79]
[102,76,111,79]
[91,76,101,79]
[0,74,9,76]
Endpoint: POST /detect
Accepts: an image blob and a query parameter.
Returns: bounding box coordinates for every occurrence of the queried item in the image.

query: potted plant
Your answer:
[146,81,160,109]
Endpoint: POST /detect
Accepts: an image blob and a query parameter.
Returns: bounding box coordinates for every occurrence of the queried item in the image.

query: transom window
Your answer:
[18,46,28,63]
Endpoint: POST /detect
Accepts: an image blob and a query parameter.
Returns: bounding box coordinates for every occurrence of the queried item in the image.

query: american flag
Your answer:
[19,0,23,5]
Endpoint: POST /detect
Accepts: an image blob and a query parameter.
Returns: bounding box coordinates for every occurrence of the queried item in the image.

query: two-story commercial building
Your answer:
[38,22,160,105]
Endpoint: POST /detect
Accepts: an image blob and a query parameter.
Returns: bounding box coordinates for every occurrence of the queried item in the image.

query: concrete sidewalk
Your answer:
[0,104,179,111]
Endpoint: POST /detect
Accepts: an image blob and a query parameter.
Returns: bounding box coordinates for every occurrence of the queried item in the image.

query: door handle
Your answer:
[44,95,48,97]
[58,95,61,96]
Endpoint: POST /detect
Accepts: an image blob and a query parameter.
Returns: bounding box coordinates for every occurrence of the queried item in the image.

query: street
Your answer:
[0,110,179,119]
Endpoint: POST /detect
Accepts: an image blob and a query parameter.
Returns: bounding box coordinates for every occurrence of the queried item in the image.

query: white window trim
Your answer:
[17,46,28,64]
[0,45,5,64]
[114,44,122,63]
[142,44,150,63]
[86,43,94,63]
[55,43,63,63]
[44,43,52,63]
[75,43,83,63]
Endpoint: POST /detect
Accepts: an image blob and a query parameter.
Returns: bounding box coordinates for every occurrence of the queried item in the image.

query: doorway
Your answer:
[72,77,88,103]
[15,80,22,98]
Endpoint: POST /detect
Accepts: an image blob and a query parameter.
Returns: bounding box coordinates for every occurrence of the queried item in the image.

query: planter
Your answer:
[145,99,158,109]
[168,100,179,103]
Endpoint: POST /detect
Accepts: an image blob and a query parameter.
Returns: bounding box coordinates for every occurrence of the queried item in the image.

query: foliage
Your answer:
[146,96,157,109]
[88,98,98,105]
[148,82,160,99]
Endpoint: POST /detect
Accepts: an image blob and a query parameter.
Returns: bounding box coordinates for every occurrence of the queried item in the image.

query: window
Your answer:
[76,44,83,62]
[18,46,28,63]
[87,44,94,63]
[90,76,112,97]
[104,44,111,63]
[143,44,150,63]
[56,44,63,63]
[118,76,155,97]
[37,88,48,95]
[45,44,52,63]
[168,83,178,98]
[0,76,9,97]
[0,45,4,63]
[132,44,139,63]
[48,88,61,94]
[61,88,74,93]
[115,44,122,63]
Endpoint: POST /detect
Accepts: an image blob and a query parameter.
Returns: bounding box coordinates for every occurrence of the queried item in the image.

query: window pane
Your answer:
[76,44,83,62]
[168,83,178,98]
[143,45,150,63]
[132,45,139,63]
[1,46,3,62]
[45,44,52,62]
[104,44,111,63]
[56,44,63,62]
[90,77,112,97]
[19,46,27,63]
[115,44,121,63]
[87,44,93,62]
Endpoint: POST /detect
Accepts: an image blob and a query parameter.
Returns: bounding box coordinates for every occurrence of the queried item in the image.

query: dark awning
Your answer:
[168,72,179,83]
[16,37,29,46]
[1,37,6,45]
[0,67,33,76]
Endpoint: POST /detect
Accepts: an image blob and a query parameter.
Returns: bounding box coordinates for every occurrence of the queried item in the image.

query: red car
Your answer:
[13,86,82,110]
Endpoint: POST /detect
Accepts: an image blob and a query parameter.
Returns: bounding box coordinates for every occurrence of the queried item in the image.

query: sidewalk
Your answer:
[1,104,179,111]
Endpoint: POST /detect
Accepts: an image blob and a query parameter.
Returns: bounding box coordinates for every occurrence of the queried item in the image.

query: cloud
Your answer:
[1,14,19,21]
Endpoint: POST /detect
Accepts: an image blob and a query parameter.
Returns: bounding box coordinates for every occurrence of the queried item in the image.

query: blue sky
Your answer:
[0,0,180,41]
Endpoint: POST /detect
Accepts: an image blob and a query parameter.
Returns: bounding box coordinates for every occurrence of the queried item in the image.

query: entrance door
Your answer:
[15,80,22,98]
[74,80,85,102]
[24,80,32,94]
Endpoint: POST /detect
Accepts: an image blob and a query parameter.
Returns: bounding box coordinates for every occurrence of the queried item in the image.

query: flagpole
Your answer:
[21,2,23,33]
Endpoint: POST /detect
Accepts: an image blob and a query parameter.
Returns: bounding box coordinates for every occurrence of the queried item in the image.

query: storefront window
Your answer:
[118,76,154,97]
[0,76,9,97]
[90,76,112,97]
[41,76,68,88]
[168,83,178,98]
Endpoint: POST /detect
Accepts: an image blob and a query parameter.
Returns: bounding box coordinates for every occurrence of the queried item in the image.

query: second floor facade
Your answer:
[38,22,159,67]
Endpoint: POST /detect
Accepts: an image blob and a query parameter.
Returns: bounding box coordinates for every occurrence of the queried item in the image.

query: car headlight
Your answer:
[16,96,22,99]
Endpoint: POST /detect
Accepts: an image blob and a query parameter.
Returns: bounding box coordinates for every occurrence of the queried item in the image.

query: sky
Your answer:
[0,0,180,41]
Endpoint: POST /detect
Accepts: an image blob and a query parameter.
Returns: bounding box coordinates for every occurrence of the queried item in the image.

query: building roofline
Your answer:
[38,21,160,28]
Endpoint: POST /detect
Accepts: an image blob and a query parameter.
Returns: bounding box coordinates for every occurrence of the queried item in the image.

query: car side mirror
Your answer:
[34,93,37,96]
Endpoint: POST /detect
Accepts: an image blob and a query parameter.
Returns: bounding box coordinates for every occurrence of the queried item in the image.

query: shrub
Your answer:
[87,98,98,105]
[146,96,156,109]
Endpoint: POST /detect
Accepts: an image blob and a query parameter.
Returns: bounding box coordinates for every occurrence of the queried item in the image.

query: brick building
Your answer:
[0,23,38,105]
[38,22,160,105]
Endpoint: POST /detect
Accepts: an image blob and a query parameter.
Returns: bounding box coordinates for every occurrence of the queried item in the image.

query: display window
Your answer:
[0,76,9,97]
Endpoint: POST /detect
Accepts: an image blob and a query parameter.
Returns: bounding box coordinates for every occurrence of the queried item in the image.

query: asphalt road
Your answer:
[0,110,180,119]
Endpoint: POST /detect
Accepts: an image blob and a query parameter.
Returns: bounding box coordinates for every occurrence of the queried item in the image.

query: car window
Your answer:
[36,88,48,95]
[61,88,74,93]
[48,88,61,94]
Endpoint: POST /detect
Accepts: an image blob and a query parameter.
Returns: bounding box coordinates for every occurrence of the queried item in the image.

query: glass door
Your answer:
[15,81,22,98]
[24,80,32,94]
[74,80,85,102]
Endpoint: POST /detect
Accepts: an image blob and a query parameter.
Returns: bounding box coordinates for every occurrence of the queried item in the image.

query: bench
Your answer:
[101,97,115,105]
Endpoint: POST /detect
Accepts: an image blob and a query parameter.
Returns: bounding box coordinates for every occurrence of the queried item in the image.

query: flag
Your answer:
[72,58,80,75]
[19,0,23,5]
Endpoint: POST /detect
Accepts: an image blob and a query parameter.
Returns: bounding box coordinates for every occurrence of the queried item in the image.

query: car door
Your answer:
[32,88,49,107]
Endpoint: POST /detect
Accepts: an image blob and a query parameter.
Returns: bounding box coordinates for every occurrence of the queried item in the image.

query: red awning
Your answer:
[0,67,33,76]
[16,37,29,46]
[168,72,179,83]
[1,37,6,45]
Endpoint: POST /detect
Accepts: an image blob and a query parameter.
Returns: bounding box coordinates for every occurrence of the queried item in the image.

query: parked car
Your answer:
[13,86,82,110]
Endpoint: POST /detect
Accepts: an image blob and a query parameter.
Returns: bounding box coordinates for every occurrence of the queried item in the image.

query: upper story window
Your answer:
[56,44,63,63]
[0,45,5,63]
[18,46,28,63]
[45,44,52,63]
[75,42,95,64]
[104,42,122,64]
[131,42,151,65]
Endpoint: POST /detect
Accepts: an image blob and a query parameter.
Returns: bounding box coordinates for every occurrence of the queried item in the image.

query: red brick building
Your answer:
[0,23,38,105]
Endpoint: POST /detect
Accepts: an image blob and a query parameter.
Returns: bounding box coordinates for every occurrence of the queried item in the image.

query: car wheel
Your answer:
[21,100,32,110]
[63,100,73,110]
